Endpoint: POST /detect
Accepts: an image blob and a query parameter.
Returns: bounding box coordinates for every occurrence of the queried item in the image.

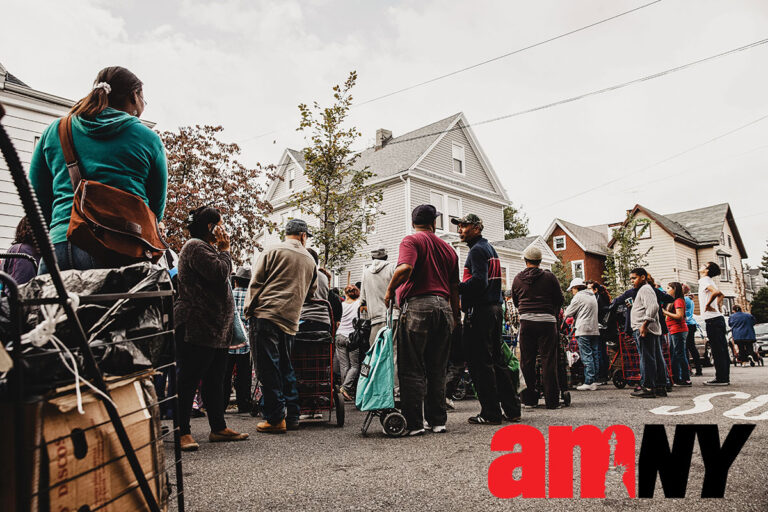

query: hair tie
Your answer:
[93,82,112,94]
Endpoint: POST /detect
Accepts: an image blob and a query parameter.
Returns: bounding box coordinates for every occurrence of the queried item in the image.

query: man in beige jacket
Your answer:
[245,219,317,433]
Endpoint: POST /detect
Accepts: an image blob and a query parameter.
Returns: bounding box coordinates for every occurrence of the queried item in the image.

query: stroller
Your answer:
[358,309,407,437]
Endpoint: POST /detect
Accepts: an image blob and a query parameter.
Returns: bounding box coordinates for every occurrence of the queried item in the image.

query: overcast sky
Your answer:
[3,0,767,265]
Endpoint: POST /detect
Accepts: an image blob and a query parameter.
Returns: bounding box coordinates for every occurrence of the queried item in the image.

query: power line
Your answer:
[387,37,768,148]
[238,0,662,144]
[355,0,663,107]
[532,112,768,211]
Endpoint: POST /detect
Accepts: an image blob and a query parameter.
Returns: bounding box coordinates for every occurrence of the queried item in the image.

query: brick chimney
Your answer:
[375,128,392,150]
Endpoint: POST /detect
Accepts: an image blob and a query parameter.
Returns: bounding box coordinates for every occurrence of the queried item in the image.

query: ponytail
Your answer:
[69,66,143,119]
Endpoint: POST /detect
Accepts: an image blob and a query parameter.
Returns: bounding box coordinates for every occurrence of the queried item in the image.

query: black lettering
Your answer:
[638,424,696,498]
[696,424,755,498]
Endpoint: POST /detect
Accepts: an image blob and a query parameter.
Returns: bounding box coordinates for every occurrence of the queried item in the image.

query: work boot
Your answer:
[209,428,249,442]
[257,418,287,434]
[180,434,199,451]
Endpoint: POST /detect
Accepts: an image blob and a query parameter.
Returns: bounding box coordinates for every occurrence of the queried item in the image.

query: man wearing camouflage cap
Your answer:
[453,214,521,424]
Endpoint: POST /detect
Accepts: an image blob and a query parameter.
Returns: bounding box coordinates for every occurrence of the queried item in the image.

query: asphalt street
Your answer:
[167,364,768,511]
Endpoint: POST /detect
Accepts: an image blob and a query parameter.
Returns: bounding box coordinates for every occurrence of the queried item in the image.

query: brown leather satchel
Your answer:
[58,115,167,265]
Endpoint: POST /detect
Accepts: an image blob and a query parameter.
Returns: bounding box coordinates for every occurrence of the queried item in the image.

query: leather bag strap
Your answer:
[57,115,83,190]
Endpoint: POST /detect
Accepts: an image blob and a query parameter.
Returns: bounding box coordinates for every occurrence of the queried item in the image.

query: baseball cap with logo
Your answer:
[450,213,482,226]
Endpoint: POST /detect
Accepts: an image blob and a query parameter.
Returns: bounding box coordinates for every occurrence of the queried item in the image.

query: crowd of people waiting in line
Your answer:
[4,65,758,449]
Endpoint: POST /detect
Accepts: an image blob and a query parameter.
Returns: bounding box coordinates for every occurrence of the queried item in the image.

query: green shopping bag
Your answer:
[501,339,519,372]
[355,311,395,411]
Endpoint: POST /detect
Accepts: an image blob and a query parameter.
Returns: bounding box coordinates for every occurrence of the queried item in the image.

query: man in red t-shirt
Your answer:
[385,204,460,436]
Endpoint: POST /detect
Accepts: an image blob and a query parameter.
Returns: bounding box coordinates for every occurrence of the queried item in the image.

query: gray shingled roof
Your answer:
[491,236,539,252]
[286,148,305,168]
[557,218,610,256]
[636,205,697,245]
[5,72,28,87]
[665,203,729,244]
[354,113,462,178]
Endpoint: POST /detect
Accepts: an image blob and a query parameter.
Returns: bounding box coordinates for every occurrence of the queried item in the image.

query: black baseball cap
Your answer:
[412,204,441,225]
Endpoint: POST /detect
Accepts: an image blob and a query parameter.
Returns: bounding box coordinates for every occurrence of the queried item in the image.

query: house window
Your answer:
[728,235,732,249]
[571,260,585,280]
[634,221,651,239]
[288,167,295,190]
[446,196,461,233]
[720,232,725,246]
[429,191,444,230]
[718,255,730,282]
[722,297,735,316]
[452,143,465,175]
[687,258,692,270]
[553,236,566,251]
[429,190,461,232]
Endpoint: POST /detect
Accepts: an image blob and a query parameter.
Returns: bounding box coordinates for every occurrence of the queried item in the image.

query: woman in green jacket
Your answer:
[29,66,167,273]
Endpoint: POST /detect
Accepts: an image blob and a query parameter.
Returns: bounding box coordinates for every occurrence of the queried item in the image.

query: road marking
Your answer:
[649,392,751,416]
[723,394,768,421]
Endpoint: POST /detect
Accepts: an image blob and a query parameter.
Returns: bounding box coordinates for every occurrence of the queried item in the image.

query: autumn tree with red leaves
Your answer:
[158,125,275,264]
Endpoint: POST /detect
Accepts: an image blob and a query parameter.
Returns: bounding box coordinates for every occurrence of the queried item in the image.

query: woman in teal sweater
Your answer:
[29,66,167,273]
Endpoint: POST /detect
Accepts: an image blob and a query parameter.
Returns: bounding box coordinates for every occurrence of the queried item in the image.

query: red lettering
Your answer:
[488,425,546,498]
[549,425,635,498]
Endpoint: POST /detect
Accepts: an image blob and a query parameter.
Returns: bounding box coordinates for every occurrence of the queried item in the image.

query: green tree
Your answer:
[603,213,650,297]
[287,71,382,271]
[761,240,768,280]
[159,125,275,264]
[503,204,530,239]
[751,287,768,323]
[551,254,573,307]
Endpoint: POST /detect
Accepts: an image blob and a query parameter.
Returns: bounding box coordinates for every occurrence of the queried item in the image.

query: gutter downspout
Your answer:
[400,172,411,235]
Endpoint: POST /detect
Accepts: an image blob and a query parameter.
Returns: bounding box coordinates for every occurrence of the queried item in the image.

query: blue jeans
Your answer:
[669,331,690,383]
[634,330,659,388]
[251,318,299,424]
[577,335,600,385]
[38,241,103,274]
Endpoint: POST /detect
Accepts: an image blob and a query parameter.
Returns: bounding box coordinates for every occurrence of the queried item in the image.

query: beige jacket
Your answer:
[245,238,317,335]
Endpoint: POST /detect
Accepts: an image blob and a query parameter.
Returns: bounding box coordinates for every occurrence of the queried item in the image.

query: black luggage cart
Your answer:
[0,104,185,512]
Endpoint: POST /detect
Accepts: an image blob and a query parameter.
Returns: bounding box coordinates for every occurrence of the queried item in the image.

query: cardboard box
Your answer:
[1,372,167,512]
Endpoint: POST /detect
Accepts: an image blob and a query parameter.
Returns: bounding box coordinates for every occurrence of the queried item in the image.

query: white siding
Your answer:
[417,122,497,193]
[696,220,745,302]
[270,158,306,203]
[674,242,699,288]
[633,214,679,287]
[0,92,69,249]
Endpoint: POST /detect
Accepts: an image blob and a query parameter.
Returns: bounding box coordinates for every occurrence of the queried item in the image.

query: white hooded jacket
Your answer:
[360,259,396,325]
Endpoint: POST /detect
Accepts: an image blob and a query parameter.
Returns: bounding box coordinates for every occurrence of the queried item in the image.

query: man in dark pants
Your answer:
[385,205,460,436]
[245,219,318,433]
[511,246,564,410]
[454,214,520,424]
[698,261,730,385]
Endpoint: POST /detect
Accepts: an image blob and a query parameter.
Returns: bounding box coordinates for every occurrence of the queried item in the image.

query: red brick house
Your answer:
[543,218,611,283]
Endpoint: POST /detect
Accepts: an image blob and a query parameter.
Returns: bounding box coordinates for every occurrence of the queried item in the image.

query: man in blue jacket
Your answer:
[729,305,757,364]
[454,214,520,425]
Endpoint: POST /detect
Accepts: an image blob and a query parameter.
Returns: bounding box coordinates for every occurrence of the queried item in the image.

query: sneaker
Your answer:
[678,381,692,387]
[190,408,206,418]
[504,414,524,422]
[299,414,312,420]
[694,370,703,376]
[630,387,656,398]
[286,419,300,431]
[633,385,643,392]
[256,418,287,434]
[341,388,354,401]
[313,413,324,419]
[704,379,730,386]
[405,428,426,436]
[655,387,668,397]
[576,383,597,391]
[597,381,609,386]
[468,415,502,425]
[445,398,455,410]
[423,422,447,433]
[209,428,249,442]
[180,434,199,452]
[522,403,538,409]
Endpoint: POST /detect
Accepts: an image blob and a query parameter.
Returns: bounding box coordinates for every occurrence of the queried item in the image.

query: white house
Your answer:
[259,112,554,287]
[0,61,74,249]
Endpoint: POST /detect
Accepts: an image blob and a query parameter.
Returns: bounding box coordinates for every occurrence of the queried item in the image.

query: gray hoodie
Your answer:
[360,259,395,324]
[564,289,600,336]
